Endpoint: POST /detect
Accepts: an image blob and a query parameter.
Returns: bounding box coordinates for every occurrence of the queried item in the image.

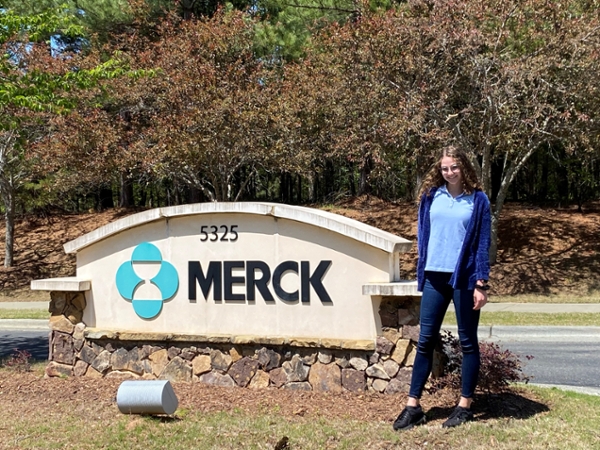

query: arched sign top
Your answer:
[63,202,412,255]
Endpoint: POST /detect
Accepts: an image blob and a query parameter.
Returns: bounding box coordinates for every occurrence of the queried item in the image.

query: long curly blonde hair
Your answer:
[417,146,482,200]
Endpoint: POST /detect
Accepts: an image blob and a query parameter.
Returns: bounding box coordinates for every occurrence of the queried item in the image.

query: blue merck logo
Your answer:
[116,242,179,319]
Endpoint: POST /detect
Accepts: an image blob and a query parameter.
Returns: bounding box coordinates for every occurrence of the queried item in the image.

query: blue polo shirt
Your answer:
[424,185,475,273]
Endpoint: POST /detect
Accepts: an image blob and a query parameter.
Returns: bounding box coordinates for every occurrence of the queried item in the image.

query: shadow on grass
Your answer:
[143,415,182,423]
[426,391,550,422]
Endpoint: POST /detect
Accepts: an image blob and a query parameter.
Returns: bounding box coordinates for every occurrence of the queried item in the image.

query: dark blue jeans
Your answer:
[409,271,481,399]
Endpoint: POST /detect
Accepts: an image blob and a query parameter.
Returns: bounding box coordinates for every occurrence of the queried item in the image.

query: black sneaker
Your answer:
[393,405,426,431]
[442,405,473,428]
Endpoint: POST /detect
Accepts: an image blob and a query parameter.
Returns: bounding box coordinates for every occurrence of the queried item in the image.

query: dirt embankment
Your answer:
[1,198,599,297]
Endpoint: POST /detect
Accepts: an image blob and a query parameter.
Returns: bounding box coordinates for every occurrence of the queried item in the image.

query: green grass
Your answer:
[3,385,600,449]
[3,307,600,326]
[493,292,600,303]
[443,312,600,326]
[1,292,600,323]
[4,309,599,325]
[0,309,49,319]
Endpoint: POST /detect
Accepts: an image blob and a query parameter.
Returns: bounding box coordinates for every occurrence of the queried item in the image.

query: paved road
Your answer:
[442,325,600,395]
[0,320,49,361]
[6,301,600,312]
[505,341,600,389]
[1,320,599,396]
[0,330,49,361]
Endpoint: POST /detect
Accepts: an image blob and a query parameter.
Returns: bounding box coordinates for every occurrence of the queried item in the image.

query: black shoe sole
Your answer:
[442,416,473,428]
[393,414,426,431]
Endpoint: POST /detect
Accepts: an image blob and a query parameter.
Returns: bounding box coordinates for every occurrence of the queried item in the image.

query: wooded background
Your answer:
[1,0,599,267]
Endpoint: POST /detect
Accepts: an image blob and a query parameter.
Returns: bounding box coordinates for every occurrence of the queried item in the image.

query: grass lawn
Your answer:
[442,312,600,327]
[3,307,600,326]
[2,375,599,450]
[492,292,600,303]
[0,309,50,320]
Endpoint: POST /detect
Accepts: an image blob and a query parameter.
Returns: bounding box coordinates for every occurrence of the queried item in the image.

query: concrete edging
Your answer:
[443,325,600,342]
[0,319,49,331]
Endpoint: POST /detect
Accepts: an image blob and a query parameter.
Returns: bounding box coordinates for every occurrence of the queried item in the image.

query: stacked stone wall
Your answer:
[46,292,435,394]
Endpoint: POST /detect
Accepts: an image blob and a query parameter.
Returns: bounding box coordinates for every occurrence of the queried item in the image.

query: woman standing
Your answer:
[393,145,491,430]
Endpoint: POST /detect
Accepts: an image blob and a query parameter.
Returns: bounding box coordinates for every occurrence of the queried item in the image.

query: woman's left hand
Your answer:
[473,288,488,310]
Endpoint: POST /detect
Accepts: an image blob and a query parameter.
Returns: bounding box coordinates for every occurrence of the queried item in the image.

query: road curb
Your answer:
[3,320,600,339]
[529,383,600,396]
[449,302,600,313]
[443,325,600,342]
[0,302,48,310]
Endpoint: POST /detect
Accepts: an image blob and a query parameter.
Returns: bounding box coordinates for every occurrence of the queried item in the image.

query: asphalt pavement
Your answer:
[2,300,600,332]
[4,300,600,312]
[1,300,599,396]
[448,302,600,396]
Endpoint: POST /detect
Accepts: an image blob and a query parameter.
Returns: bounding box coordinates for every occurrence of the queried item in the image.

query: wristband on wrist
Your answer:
[475,284,490,291]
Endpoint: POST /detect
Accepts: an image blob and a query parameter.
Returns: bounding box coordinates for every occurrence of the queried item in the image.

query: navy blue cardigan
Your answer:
[416,187,491,291]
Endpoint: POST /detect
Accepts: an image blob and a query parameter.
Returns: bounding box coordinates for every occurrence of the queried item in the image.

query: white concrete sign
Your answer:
[33,203,412,343]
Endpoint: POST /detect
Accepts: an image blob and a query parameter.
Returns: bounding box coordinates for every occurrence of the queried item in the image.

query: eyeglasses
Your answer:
[440,164,460,174]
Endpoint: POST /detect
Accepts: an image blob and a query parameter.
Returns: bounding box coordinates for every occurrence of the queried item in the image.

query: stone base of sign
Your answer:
[46,292,443,394]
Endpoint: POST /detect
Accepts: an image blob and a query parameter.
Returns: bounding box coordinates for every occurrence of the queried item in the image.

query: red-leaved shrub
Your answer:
[2,349,32,372]
[429,331,532,394]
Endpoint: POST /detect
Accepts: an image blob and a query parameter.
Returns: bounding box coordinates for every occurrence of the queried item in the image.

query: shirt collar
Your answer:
[439,184,466,199]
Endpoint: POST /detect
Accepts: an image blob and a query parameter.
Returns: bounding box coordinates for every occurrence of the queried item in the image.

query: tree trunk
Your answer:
[489,169,513,264]
[358,155,372,196]
[480,145,493,199]
[540,153,548,201]
[489,211,500,267]
[119,173,134,207]
[348,162,356,197]
[233,168,256,202]
[0,132,17,267]
[324,160,335,197]
[489,146,538,263]
[99,188,114,210]
[180,0,197,20]
[414,154,429,200]
[280,172,289,203]
[2,185,15,267]
[308,172,316,203]
[187,186,202,203]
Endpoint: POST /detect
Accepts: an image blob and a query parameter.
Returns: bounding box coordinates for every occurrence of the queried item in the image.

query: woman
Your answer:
[393,145,491,430]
